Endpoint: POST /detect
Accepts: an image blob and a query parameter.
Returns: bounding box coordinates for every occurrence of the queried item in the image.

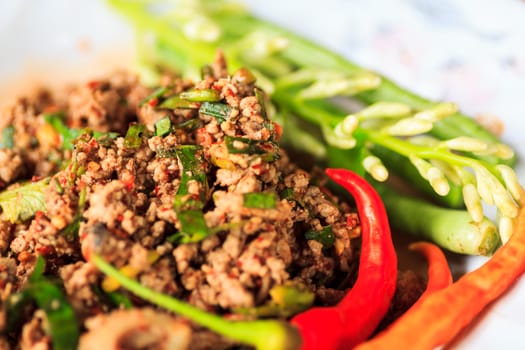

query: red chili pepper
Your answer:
[356,196,525,349]
[290,168,398,349]
[408,242,452,304]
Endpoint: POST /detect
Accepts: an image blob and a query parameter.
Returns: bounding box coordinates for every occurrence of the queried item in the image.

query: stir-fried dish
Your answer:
[2,1,525,349]
[0,54,424,350]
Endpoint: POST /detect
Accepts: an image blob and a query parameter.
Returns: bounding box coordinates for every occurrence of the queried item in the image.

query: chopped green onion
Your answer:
[93,131,119,147]
[124,123,146,148]
[225,136,279,161]
[154,116,172,136]
[156,147,178,158]
[174,209,210,243]
[279,188,294,200]
[254,87,268,119]
[159,95,200,109]
[173,145,210,243]
[140,86,168,106]
[243,192,277,209]
[0,125,15,149]
[180,88,221,102]
[199,102,233,123]
[175,145,208,197]
[176,118,203,131]
[305,226,335,247]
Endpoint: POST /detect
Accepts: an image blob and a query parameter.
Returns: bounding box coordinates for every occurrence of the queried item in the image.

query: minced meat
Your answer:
[0,52,423,349]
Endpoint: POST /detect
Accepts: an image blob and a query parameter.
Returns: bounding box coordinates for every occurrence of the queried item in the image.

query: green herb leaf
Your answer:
[0,178,49,223]
[243,192,277,209]
[305,225,335,247]
[199,102,233,123]
[44,113,81,150]
[0,125,15,149]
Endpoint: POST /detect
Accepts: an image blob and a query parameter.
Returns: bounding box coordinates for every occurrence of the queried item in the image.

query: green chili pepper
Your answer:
[243,192,277,209]
[124,123,146,148]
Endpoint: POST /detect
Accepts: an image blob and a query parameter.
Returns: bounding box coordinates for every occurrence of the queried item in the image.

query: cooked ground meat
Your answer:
[0,52,423,349]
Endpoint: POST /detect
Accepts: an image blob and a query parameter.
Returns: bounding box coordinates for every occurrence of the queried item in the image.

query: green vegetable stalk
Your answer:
[91,254,300,350]
[376,183,500,256]
[107,0,522,251]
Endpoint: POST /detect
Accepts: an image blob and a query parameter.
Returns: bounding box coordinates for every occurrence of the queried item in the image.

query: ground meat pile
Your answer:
[0,53,423,350]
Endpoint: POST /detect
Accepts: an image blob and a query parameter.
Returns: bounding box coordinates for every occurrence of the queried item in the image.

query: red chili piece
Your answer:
[290,168,398,350]
[408,242,452,305]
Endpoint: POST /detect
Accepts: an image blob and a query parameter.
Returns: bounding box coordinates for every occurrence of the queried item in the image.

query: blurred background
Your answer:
[1,0,524,348]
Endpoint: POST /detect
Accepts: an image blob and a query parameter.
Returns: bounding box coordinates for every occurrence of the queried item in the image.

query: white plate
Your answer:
[1,0,524,348]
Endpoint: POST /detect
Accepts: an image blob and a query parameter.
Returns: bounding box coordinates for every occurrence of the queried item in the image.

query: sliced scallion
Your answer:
[172,145,210,243]
[243,192,277,209]
[124,123,146,148]
[154,116,172,136]
[159,95,200,109]
[180,88,221,102]
[139,86,168,106]
[199,102,233,123]
[305,225,335,247]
